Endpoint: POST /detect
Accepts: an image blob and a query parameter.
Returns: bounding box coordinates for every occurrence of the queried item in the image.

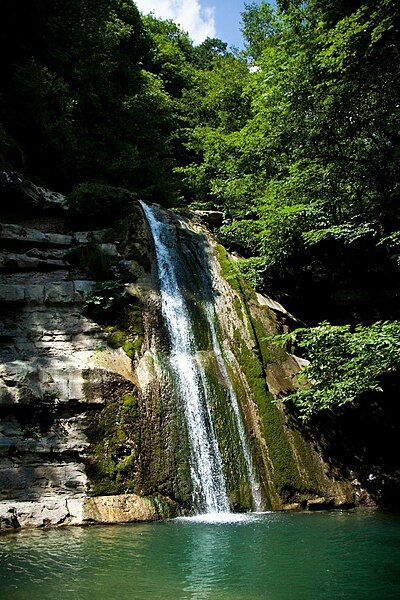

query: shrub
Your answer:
[83,281,125,321]
[273,321,400,419]
[66,182,136,226]
[66,243,114,280]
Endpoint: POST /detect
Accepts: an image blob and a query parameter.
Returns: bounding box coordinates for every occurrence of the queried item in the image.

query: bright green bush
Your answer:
[274,321,400,419]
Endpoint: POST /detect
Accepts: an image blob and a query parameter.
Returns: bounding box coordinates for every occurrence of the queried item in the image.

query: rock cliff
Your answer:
[0,172,167,529]
[0,173,366,531]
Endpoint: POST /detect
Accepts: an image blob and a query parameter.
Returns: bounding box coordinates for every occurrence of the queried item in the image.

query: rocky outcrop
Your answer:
[0,493,174,530]
[193,210,225,228]
[205,238,361,510]
[0,172,157,531]
[0,171,65,216]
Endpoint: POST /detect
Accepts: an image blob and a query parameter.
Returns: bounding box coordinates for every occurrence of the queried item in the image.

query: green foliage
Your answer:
[83,281,125,321]
[236,257,268,289]
[66,182,135,225]
[378,232,400,267]
[241,1,279,59]
[303,222,377,247]
[1,0,203,200]
[181,0,400,321]
[274,321,400,418]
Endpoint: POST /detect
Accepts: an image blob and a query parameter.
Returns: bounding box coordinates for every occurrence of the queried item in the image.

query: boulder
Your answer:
[282,503,301,511]
[0,171,65,217]
[194,210,225,228]
[0,507,20,530]
[0,497,71,529]
[82,494,158,524]
[306,497,335,510]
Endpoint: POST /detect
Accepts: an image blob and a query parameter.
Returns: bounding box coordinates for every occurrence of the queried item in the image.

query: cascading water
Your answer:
[204,305,263,511]
[140,201,262,514]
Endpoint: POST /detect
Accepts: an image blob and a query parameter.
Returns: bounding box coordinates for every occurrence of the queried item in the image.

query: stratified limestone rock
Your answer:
[0,458,87,502]
[0,497,75,529]
[0,223,73,247]
[0,493,166,530]
[0,414,89,455]
[82,494,158,524]
[44,281,75,303]
[0,173,148,531]
[0,251,66,271]
[74,230,112,244]
[0,280,96,304]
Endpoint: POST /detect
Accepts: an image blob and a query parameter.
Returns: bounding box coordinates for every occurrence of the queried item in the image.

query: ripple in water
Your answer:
[1,511,400,600]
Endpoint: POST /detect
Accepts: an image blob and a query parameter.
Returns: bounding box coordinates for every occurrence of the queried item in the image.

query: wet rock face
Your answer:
[208,242,361,511]
[0,177,365,530]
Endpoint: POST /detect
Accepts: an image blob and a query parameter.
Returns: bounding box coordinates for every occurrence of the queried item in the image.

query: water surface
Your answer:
[1,510,399,599]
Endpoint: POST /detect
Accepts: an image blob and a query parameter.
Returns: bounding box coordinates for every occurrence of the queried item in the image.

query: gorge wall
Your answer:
[0,172,366,531]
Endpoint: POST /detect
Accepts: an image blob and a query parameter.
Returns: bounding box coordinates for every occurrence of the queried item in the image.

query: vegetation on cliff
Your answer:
[274,321,400,419]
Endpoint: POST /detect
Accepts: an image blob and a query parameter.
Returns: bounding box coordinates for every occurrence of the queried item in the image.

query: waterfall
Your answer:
[140,201,262,514]
[204,305,263,511]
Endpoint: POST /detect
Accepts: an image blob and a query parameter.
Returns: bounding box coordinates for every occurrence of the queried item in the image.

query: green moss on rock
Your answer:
[104,299,144,359]
[86,392,139,496]
[215,244,328,507]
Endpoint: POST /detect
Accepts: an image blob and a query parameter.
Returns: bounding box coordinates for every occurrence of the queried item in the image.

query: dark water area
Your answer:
[1,510,399,599]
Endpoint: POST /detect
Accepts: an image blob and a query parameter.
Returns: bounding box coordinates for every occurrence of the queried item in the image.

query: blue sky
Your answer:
[213,0,251,48]
[134,1,272,47]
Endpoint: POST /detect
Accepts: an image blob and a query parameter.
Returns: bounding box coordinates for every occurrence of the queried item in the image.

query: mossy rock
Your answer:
[86,392,139,496]
[104,299,144,359]
[215,244,328,507]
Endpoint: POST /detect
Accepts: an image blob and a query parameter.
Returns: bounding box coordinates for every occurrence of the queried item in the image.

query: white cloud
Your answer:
[134,0,216,44]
